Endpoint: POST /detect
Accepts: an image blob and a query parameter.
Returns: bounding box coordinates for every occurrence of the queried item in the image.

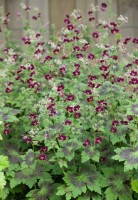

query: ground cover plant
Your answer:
[0,1,138,199]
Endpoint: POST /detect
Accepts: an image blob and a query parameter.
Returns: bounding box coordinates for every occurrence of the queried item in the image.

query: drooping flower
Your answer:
[110,126,117,133]
[87,96,94,102]
[101,3,107,11]
[3,129,10,135]
[83,139,90,147]
[58,134,67,141]
[74,112,81,118]
[112,120,119,126]
[40,146,48,153]
[39,154,47,160]
[95,136,102,144]
[92,32,99,39]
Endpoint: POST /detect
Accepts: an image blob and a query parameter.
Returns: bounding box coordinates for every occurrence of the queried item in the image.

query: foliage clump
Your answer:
[0,1,138,200]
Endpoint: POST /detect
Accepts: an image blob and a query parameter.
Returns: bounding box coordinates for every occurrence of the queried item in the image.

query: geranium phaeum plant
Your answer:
[0,1,138,200]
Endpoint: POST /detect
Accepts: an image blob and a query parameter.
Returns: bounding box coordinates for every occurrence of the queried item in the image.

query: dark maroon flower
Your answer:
[127,115,133,121]
[87,96,94,102]
[92,32,99,39]
[132,38,138,44]
[3,129,10,135]
[64,18,70,24]
[84,89,92,95]
[73,37,78,42]
[117,77,124,83]
[123,37,131,44]
[104,25,109,29]
[102,50,109,57]
[58,134,66,141]
[22,36,31,45]
[95,137,102,144]
[15,76,22,80]
[23,137,32,144]
[24,6,30,11]
[96,83,102,88]
[45,74,52,80]
[88,53,95,60]
[95,106,104,113]
[83,139,90,147]
[30,71,35,77]
[74,105,80,111]
[67,24,74,30]
[48,97,54,102]
[129,78,138,85]
[112,55,118,60]
[101,3,107,11]
[36,33,41,38]
[112,120,119,126]
[134,59,138,65]
[120,120,128,125]
[100,157,106,162]
[49,109,56,116]
[57,84,64,92]
[73,70,80,76]
[110,22,117,27]
[88,81,95,88]
[20,65,26,70]
[77,15,82,20]
[125,63,132,68]
[66,94,75,101]
[40,146,48,153]
[110,126,117,133]
[66,106,74,113]
[59,66,66,74]
[47,103,55,110]
[88,75,97,80]
[74,29,80,34]
[98,100,107,107]
[99,65,109,71]
[31,120,39,126]
[53,48,59,54]
[17,69,22,74]
[130,70,137,76]
[74,63,80,69]
[27,78,33,84]
[5,88,12,93]
[4,123,10,127]
[29,113,37,119]
[39,154,47,160]
[32,16,37,20]
[88,11,93,15]
[44,55,52,62]
[76,53,83,59]
[111,28,119,34]
[65,120,72,125]
[73,46,80,52]
[89,17,95,21]
[74,112,81,118]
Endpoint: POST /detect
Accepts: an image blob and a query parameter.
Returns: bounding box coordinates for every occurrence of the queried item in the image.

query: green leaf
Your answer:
[0,156,9,170]
[103,167,132,200]
[63,164,103,198]
[81,147,100,163]
[0,187,9,200]
[0,172,6,190]
[105,187,118,200]
[112,146,138,171]
[131,179,138,193]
